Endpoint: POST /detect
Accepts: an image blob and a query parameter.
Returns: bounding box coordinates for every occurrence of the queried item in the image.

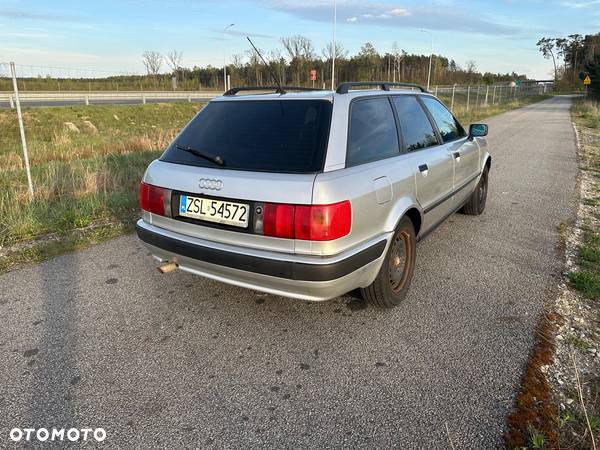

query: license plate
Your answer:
[179,195,249,228]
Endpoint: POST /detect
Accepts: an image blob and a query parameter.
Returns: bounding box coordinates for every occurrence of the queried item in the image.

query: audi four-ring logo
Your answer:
[199,178,223,190]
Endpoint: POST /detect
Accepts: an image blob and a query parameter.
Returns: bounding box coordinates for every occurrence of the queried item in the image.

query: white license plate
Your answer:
[179,195,249,228]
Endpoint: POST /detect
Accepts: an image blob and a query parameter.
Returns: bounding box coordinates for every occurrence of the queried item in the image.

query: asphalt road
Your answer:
[0,97,214,108]
[0,96,578,448]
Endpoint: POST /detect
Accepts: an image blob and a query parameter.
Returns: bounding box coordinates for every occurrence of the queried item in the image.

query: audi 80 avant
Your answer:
[136,82,490,308]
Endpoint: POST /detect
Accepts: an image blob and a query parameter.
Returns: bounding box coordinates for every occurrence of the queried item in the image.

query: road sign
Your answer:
[310,70,317,81]
[515,80,521,87]
[584,75,592,85]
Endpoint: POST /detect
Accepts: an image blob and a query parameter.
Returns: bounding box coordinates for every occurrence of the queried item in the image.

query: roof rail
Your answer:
[336,82,427,94]
[223,86,324,96]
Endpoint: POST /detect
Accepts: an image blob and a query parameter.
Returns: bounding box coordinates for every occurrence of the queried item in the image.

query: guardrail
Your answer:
[0,90,221,107]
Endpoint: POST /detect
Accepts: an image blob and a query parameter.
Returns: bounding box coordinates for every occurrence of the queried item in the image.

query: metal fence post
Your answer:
[492,85,496,105]
[475,85,480,110]
[485,85,489,107]
[142,94,146,105]
[451,84,456,112]
[498,86,502,104]
[9,62,34,200]
[9,94,15,109]
[85,95,89,106]
[466,86,470,111]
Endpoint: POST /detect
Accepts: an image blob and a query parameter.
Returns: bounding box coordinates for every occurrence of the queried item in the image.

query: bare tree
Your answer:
[246,47,264,85]
[229,53,245,86]
[465,60,477,73]
[269,49,286,84]
[231,53,245,71]
[281,35,315,85]
[142,51,163,75]
[322,42,348,61]
[166,50,183,75]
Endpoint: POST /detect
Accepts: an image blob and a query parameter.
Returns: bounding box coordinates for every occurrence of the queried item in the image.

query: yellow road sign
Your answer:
[584,75,592,85]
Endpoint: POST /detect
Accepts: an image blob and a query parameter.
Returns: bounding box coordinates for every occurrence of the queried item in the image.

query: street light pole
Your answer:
[223,23,235,92]
[419,29,433,91]
[331,0,336,91]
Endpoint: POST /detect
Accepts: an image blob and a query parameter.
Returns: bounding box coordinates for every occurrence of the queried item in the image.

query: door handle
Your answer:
[452,151,461,160]
[418,164,429,176]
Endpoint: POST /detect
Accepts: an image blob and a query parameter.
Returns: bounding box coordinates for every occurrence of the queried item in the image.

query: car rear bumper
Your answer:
[136,219,390,301]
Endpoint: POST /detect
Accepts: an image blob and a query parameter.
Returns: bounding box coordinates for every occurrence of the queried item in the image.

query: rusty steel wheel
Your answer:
[361,217,417,308]
[388,229,415,294]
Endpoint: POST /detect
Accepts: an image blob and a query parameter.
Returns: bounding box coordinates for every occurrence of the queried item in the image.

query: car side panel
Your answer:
[415,144,456,235]
[449,137,481,206]
[307,153,420,256]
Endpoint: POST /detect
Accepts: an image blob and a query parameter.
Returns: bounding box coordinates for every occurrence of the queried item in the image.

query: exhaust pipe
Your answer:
[157,262,178,274]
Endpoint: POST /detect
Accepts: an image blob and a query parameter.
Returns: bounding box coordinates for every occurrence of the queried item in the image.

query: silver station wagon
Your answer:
[136,82,490,308]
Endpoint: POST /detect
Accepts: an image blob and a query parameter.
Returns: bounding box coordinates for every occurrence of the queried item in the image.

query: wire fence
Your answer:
[435,82,551,115]
[0,62,206,92]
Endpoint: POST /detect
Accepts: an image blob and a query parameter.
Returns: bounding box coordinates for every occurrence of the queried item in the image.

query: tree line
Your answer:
[149,37,525,90]
[1,35,529,92]
[537,32,600,97]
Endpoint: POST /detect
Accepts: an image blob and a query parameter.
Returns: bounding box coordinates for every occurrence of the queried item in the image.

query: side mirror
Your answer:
[469,123,488,139]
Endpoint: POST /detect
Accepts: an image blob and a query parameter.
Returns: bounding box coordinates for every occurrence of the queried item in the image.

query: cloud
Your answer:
[560,0,600,7]
[260,0,521,36]
[0,8,81,22]
[389,8,411,17]
[218,28,275,39]
[0,31,62,39]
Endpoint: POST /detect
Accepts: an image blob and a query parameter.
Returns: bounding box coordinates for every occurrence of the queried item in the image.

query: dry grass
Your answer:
[0,103,201,255]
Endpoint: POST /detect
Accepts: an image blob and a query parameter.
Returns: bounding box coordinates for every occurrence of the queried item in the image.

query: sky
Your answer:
[0,0,598,80]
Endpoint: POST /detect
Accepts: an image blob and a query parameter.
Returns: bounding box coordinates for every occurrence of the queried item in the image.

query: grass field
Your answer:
[0,103,201,270]
[0,94,550,271]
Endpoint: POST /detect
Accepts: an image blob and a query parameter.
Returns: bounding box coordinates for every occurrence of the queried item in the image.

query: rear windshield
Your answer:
[161,100,333,173]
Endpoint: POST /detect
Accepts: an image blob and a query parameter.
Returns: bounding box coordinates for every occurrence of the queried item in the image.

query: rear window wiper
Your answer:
[175,143,225,167]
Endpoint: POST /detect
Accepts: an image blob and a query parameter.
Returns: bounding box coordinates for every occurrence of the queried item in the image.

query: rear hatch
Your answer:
[142,98,333,254]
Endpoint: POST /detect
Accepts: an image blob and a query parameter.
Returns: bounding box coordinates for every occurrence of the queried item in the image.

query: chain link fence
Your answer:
[433,82,552,115]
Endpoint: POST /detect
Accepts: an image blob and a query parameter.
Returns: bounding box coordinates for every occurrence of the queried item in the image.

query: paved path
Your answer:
[0,97,578,448]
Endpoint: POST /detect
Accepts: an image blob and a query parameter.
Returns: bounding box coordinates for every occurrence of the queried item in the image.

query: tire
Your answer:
[361,217,417,309]
[461,166,489,216]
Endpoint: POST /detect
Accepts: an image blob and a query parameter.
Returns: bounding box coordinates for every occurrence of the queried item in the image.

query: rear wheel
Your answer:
[361,217,416,309]
[461,166,489,216]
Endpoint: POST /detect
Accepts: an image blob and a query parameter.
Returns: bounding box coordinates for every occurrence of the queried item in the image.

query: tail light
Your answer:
[263,203,295,239]
[262,201,351,241]
[295,201,351,241]
[139,181,170,216]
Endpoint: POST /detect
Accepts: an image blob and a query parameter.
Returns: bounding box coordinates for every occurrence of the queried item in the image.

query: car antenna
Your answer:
[246,36,285,94]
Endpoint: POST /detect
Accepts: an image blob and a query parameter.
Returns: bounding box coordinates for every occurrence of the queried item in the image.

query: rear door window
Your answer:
[160,100,332,173]
[421,97,466,143]
[347,97,400,166]
[391,96,439,152]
